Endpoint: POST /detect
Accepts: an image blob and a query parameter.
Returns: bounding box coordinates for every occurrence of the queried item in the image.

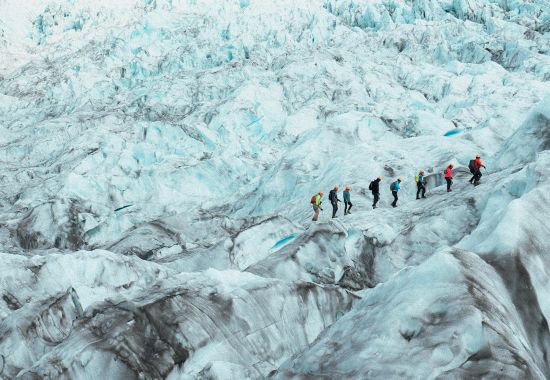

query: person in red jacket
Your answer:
[444,164,454,192]
[471,155,486,186]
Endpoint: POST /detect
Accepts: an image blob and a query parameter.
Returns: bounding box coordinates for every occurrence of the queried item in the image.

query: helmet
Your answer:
[377,176,381,180]
[449,164,454,168]
[397,177,402,182]
[420,169,425,174]
[476,154,480,158]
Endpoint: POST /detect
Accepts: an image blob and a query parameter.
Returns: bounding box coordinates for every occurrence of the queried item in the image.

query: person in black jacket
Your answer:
[328,186,341,218]
[370,177,381,209]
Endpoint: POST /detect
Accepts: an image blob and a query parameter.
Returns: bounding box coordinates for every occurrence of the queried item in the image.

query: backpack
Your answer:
[310,195,317,204]
[369,181,373,190]
[415,175,419,183]
[390,182,396,191]
[468,160,476,174]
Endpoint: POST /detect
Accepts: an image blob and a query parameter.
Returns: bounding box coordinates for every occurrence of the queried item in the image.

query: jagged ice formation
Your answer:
[0,0,549,378]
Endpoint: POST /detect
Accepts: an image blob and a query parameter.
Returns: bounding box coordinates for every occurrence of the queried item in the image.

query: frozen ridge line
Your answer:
[0,0,549,378]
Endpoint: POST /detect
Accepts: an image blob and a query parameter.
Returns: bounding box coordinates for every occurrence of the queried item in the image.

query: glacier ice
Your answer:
[0,0,550,378]
[275,249,549,379]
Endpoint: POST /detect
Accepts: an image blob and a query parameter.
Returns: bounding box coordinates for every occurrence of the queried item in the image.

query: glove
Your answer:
[320,208,324,211]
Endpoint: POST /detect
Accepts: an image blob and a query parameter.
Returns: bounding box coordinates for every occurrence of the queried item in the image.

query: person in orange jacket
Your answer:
[444,164,454,192]
[470,155,486,186]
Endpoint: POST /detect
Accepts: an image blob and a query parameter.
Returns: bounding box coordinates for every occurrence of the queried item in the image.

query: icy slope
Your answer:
[275,250,548,379]
[0,0,550,378]
[0,253,355,379]
[276,149,550,378]
[274,98,550,378]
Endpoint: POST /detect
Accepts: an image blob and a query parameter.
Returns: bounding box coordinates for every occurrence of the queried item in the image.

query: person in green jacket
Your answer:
[311,192,324,222]
[416,170,426,199]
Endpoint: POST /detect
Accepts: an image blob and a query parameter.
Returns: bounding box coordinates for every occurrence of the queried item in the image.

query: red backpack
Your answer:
[310,194,317,204]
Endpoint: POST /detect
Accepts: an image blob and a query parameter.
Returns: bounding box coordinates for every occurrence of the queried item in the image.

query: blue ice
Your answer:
[444,129,461,137]
[272,234,298,250]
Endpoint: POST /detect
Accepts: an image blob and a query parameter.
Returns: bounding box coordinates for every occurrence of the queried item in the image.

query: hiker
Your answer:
[311,192,324,222]
[328,186,341,218]
[390,178,402,208]
[445,164,454,192]
[416,170,426,199]
[343,186,352,215]
[469,155,486,186]
[369,177,381,209]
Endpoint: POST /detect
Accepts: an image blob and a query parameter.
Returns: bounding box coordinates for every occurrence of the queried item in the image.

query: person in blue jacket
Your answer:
[416,170,426,199]
[391,178,402,208]
[343,186,352,215]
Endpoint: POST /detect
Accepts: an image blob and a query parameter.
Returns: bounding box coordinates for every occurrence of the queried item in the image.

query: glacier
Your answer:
[0,0,549,378]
